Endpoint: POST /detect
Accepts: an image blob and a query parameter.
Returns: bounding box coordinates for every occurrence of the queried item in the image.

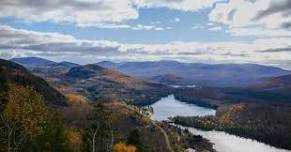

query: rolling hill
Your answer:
[53,64,171,105]
[10,57,56,67]
[10,57,79,68]
[96,60,291,87]
[247,74,291,91]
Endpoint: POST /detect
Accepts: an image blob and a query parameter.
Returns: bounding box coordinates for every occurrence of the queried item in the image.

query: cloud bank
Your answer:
[1,25,291,69]
[0,0,291,69]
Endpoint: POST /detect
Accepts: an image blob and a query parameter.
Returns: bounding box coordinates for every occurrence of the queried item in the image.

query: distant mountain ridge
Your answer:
[11,57,55,67]
[10,57,79,68]
[96,60,291,87]
[9,57,291,87]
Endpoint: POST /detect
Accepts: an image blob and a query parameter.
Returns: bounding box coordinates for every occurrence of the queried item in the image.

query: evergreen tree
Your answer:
[126,129,149,152]
[0,68,8,112]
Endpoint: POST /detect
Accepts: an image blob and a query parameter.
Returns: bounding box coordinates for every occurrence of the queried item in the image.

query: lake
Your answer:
[150,95,291,152]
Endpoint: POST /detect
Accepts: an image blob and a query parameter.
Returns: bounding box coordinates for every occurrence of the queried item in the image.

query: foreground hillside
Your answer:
[0,60,72,151]
[0,59,67,106]
[103,102,215,152]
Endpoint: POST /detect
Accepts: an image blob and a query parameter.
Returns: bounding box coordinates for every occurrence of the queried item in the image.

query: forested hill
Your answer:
[47,64,172,105]
[0,59,68,106]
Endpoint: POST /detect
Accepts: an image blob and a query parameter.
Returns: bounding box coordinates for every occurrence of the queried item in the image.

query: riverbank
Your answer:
[150,94,291,152]
[171,103,291,150]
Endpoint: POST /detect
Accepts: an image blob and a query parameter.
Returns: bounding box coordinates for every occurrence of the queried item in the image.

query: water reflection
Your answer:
[150,95,215,121]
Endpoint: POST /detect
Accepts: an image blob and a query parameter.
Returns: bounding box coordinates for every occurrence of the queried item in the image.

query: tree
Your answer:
[0,68,8,152]
[113,143,136,152]
[0,85,70,152]
[66,128,82,152]
[83,103,113,152]
[0,68,8,112]
[126,129,149,152]
[0,85,48,152]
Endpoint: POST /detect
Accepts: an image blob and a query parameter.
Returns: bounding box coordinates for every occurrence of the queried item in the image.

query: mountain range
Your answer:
[96,60,291,87]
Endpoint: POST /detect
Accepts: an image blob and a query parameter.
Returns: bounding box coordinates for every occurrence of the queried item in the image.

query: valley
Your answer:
[1,1,291,151]
[1,57,291,152]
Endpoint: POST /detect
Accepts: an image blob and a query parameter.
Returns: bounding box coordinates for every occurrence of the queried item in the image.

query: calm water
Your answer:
[151,95,215,121]
[151,95,291,152]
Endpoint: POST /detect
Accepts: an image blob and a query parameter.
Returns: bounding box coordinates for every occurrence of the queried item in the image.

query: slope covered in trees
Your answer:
[0,85,70,152]
[172,103,291,150]
[52,64,171,105]
[0,59,67,106]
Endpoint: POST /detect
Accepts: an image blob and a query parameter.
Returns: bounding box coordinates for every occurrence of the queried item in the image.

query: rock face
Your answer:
[0,59,68,106]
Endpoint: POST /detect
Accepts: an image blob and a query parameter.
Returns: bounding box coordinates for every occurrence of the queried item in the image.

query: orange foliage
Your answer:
[65,93,88,105]
[66,128,81,151]
[113,143,136,152]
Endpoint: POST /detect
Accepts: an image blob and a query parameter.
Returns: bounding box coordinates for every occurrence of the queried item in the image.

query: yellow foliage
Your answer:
[113,143,136,152]
[66,128,81,151]
[65,93,87,105]
[4,84,49,139]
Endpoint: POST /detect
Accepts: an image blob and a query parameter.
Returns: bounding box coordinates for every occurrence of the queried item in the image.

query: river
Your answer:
[150,95,291,152]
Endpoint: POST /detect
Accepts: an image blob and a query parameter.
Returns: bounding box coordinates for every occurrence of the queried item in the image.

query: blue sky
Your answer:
[1,7,238,43]
[0,0,291,69]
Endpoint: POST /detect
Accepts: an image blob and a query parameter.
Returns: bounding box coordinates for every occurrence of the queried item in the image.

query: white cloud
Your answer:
[208,26,222,31]
[209,0,291,37]
[0,0,217,27]
[1,25,291,68]
[0,25,75,47]
[170,17,180,23]
[138,0,215,12]
[0,0,140,26]
[192,25,203,30]
[227,27,291,37]
[91,23,168,31]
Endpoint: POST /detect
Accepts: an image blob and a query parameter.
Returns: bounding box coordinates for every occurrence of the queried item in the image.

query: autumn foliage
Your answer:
[0,84,70,152]
[113,143,136,152]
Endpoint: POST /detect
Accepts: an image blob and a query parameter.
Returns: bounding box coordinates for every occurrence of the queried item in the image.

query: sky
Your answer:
[0,0,291,69]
